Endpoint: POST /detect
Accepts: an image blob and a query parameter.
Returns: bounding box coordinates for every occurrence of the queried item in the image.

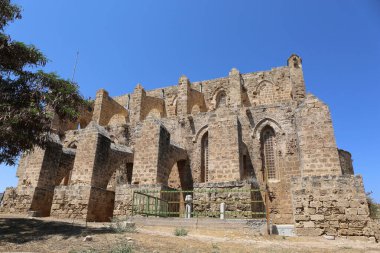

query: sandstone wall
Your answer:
[192,181,264,219]
[208,111,242,182]
[338,149,354,175]
[4,54,368,227]
[295,95,341,176]
[92,89,129,126]
[113,184,165,217]
[291,175,379,241]
[132,119,187,185]
[0,186,34,214]
[113,56,303,121]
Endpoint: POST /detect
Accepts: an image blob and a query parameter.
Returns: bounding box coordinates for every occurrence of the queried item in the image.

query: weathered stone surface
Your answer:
[290,175,379,241]
[1,54,378,241]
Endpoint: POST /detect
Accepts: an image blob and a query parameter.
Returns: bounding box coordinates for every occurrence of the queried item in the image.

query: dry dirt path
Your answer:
[0,214,379,253]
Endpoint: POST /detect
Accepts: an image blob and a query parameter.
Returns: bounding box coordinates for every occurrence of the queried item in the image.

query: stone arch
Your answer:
[250,79,279,105]
[146,108,162,119]
[107,113,128,126]
[168,159,191,190]
[215,90,227,108]
[165,159,192,217]
[191,104,201,114]
[193,124,208,143]
[67,141,78,149]
[252,118,283,139]
[78,117,91,129]
[211,88,229,109]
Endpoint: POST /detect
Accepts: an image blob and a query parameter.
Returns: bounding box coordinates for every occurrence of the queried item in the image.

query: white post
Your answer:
[185,195,192,219]
[220,202,225,220]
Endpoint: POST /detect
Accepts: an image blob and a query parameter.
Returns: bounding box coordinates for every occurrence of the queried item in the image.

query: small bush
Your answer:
[211,243,220,253]
[174,227,188,236]
[367,192,380,219]
[110,217,136,233]
[110,243,133,253]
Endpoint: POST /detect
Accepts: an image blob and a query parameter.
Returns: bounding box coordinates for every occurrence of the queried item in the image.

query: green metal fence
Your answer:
[132,188,266,219]
[131,191,169,217]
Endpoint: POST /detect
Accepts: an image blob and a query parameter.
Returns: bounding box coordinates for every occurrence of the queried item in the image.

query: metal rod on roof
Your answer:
[71,50,79,83]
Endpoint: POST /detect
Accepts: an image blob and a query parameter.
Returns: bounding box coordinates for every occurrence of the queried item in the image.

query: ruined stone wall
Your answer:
[69,124,110,186]
[288,54,306,102]
[291,175,379,241]
[140,95,166,120]
[1,139,67,216]
[295,95,341,176]
[112,56,301,122]
[242,67,293,106]
[132,120,162,184]
[246,104,302,224]
[192,181,263,219]
[113,184,165,217]
[189,89,207,114]
[16,143,61,189]
[208,110,242,182]
[51,185,91,220]
[338,149,354,175]
[4,54,368,227]
[132,119,186,185]
[92,89,129,126]
[0,187,34,214]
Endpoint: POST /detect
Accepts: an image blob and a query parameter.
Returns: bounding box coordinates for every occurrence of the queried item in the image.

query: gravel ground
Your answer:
[0,214,379,253]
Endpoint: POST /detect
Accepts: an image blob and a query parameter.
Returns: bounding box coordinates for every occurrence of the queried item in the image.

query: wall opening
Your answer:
[126,163,133,184]
[216,91,227,108]
[261,126,276,180]
[200,132,209,182]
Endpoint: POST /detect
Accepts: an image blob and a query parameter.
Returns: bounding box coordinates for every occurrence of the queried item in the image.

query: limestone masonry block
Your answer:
[1,55,378,241]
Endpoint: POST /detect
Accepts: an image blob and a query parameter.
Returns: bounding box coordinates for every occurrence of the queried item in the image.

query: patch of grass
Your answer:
[109,217,136,233]
[211,243,220,253]
[69,249,97,253]
[110,243,133,253]
[69,243,133,253]
[174,227,188,236]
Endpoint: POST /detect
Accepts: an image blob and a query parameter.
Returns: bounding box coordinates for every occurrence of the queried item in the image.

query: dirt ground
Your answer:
[0,214,379,253]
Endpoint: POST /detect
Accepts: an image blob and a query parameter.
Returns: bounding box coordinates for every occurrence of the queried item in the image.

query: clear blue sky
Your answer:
[1,0,379,201]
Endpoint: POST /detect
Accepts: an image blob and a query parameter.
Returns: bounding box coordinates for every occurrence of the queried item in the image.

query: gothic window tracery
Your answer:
[201,132,209,182]
[261,126,276,180]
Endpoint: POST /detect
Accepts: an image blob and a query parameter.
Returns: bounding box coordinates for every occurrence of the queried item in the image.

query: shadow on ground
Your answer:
[0,217,111,244]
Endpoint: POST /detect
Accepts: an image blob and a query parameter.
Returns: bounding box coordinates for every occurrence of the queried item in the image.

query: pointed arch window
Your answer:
[261,126,276,180]
[216,91,227,108]
[201,132,209,182]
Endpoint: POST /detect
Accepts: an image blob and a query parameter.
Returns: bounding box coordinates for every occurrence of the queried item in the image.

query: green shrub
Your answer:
[174,227,188,236]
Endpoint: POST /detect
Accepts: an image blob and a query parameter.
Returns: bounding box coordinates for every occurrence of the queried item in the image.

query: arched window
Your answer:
[201,132,209,182]
[216,91,227,108]
[261,126,276,180]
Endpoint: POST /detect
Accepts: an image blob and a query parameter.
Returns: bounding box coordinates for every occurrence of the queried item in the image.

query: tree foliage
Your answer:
[0,0,85,165]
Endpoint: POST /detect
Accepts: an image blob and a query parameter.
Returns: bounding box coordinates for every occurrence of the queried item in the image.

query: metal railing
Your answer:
[131,191,169,217]
[132,188,266,219]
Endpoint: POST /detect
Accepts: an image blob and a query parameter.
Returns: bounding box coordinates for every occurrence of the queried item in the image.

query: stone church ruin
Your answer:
[1,54,379,240]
